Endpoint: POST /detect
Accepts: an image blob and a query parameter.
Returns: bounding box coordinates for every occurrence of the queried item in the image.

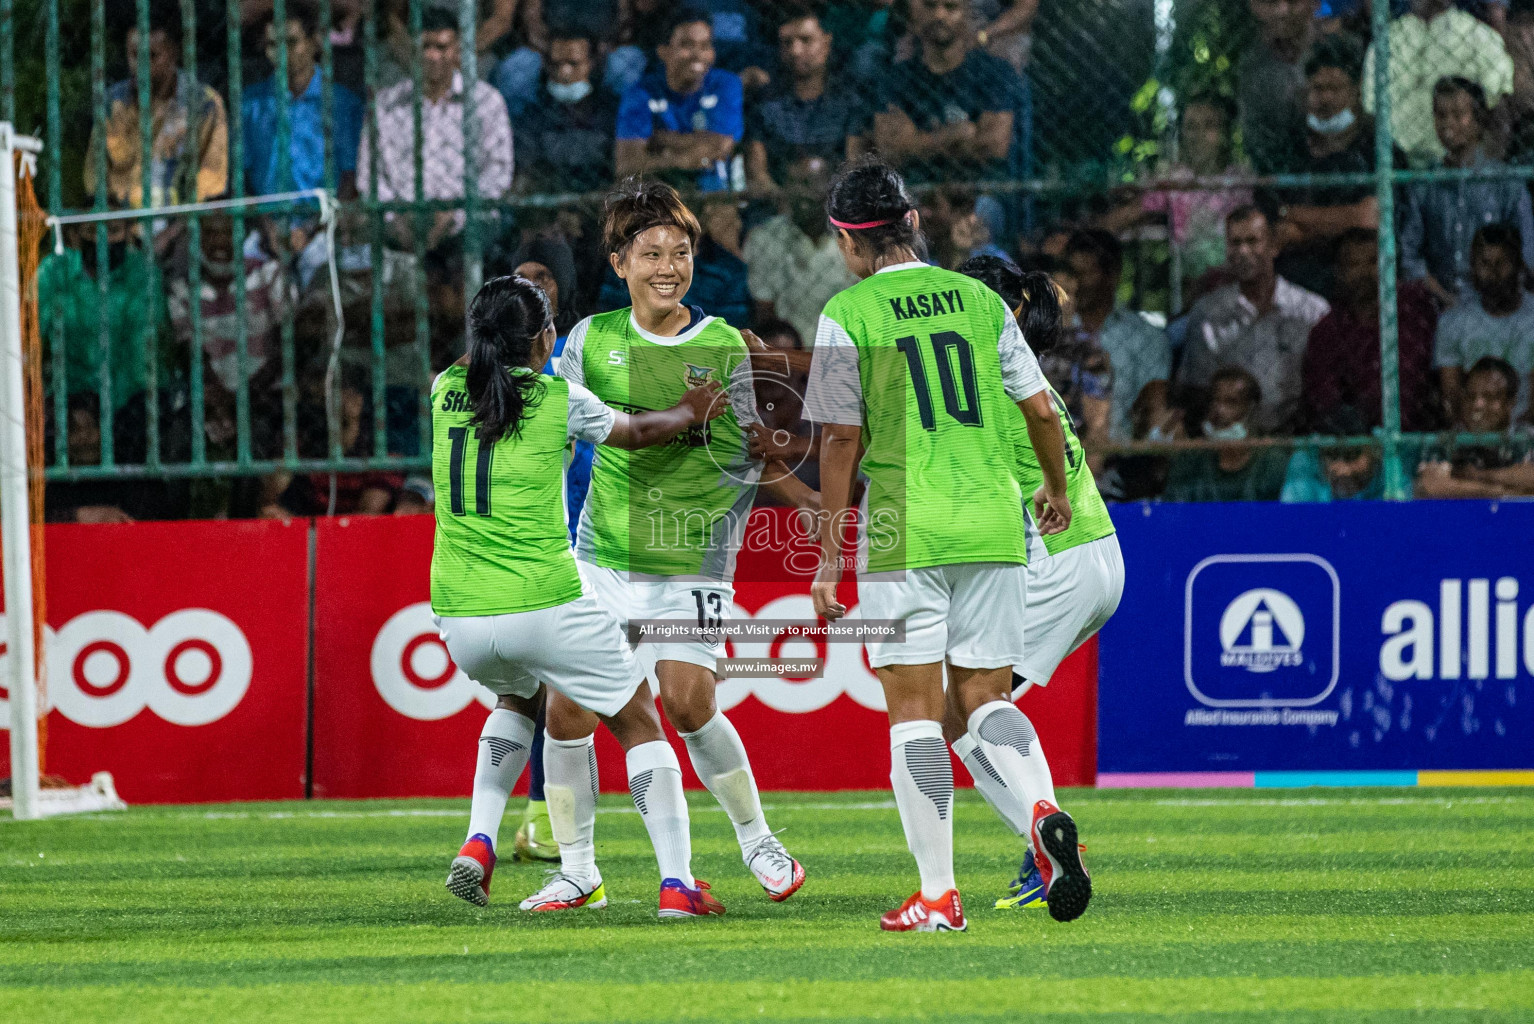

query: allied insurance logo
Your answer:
[1185,554,1340,707]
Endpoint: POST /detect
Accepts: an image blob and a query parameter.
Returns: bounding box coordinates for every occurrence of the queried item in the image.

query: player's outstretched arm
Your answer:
[1017,391,1073,535]
[604,381,727,450]
[812,422,861,621]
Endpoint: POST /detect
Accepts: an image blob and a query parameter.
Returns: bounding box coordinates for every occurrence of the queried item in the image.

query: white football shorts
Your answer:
[1015,533,1124,692]
[857,561,1028,669]
[435,593,644,718]
[577,559,734,675]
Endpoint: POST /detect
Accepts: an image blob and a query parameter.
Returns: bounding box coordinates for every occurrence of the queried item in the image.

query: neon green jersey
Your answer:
[429,366,616,616]
[560,308,760,580]
[1012,384,1116,556]
[805,263,1050,573]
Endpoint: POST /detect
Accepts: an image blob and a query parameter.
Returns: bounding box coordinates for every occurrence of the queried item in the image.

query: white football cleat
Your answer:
[744,832,805,901]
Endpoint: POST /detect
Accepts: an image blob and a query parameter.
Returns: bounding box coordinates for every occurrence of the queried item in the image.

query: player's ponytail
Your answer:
[1017,270,1066,356]
[466,275,551,443]
[825,157,927,264]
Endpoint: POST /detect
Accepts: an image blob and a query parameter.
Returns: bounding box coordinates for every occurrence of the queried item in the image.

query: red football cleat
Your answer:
[446,833,496,907]
[657,877,727,919]
[879,889,967,932]
[1030,800,1092,923]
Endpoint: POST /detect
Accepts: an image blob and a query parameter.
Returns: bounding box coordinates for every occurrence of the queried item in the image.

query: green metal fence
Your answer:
[4,0,1533,510]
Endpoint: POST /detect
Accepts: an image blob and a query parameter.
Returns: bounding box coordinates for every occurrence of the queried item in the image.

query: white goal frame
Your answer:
[1,121,44,820]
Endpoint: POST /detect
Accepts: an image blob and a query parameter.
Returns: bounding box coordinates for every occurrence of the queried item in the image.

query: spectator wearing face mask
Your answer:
[1400,77,1534,307]
[1266,32,1404,301]
[1416,356,1534,496]
[512,31,618,195]
[1164,366,1291,502]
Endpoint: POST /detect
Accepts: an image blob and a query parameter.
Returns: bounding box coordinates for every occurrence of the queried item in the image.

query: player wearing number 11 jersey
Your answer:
[434,275,729,918]
[805,160,1092,931]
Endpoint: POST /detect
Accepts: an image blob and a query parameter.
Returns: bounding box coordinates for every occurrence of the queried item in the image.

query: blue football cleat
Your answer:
[994,849,1047,909]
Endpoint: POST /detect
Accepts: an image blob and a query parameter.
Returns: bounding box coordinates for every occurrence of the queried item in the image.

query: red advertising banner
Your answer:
[1,519,309,803]
[310,509,1096,798]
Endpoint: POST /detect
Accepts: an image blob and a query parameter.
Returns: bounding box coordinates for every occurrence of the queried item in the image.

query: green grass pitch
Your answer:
[2,787,1533,1023]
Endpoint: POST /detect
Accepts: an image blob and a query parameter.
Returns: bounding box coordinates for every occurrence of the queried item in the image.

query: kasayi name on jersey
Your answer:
[886,289,969,322]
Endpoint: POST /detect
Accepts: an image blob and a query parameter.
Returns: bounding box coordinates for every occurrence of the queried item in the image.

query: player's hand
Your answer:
[747,422,796,461]
[812,563,846,621]
[1033,486,1072,535]
[740,328,769,354]
[676,380,727,424]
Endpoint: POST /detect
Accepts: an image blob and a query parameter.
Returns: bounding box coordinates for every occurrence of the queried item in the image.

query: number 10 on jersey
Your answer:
[895,332,983,431]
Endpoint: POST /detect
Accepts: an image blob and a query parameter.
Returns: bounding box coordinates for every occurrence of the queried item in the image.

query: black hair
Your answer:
[1017,270,1066,356]
[1467,355,1519,400]
[1209,365,1262,410]
[1334,226,1378,258]
[547,29,600,54]
[825,157,926,263]
[774,1,829,33]
[1304,31,1363,81]
[465,276,552,442]
[419,6,460,36]
[957,254,1066,355]
[755,317,804,349]
[602,176,702,256]
[122,0,183,45]
[1433,75,1489,118]
[1473,221,1525,265]
[1063,228,1123,280]
[661,6,713,46]
[957,253,1023,309]
[1225,203,1269,233]
[270,0,321,39]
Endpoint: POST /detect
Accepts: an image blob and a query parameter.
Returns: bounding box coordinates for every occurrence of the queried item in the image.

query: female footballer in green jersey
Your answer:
[953,255,1124,913]
[437,275,732,918]
[520,180,812,915]
[804,160,1092,930]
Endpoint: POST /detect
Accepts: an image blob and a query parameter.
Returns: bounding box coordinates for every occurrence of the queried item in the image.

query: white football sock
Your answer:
[467,708,536,851]
[680,711,772,851]
[889,719,955,900]
[952,732,1032,844]
[626,740,694,887]
[967,700,1058,822]
[544,733,600,884]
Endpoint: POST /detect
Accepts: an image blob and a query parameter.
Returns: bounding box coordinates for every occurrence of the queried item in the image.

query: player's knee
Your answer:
[546,696,599,741]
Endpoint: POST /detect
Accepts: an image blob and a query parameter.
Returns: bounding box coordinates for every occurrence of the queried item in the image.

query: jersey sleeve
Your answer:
[804,313,864,426]
[998,294,1048,402]
[566,381,616,444]
[727,355,761,426]
[557,317,592,386]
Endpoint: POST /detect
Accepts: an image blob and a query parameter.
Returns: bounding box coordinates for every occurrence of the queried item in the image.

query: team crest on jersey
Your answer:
[684,363,716,387]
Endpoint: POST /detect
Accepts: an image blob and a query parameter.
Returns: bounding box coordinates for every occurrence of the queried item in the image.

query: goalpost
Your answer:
[1,122,44,820]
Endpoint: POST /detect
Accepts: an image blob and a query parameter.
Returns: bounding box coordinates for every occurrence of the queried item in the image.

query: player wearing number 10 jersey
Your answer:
[433,275,729,917]
[805,160,1092,931]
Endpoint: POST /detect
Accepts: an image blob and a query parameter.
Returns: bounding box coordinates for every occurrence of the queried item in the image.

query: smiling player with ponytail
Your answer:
[435,274,731,914]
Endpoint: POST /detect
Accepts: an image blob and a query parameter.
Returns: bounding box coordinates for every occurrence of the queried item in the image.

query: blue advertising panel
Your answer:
[1098,501,1534,773]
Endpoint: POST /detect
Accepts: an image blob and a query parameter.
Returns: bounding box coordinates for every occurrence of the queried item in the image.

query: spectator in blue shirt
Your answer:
[242,0,363,257]
[615,8,745,192]
[1399,76,1534,306]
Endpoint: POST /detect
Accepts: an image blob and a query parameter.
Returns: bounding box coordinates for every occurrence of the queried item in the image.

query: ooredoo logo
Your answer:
[0,609,252,728]
[717,594,886,713]
[371,603,495,720]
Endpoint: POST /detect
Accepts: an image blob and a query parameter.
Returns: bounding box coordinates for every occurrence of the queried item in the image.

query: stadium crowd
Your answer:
[30,0,1534,522]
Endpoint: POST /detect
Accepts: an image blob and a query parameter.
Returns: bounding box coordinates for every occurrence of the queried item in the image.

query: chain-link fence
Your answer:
[4,0,1534,519]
